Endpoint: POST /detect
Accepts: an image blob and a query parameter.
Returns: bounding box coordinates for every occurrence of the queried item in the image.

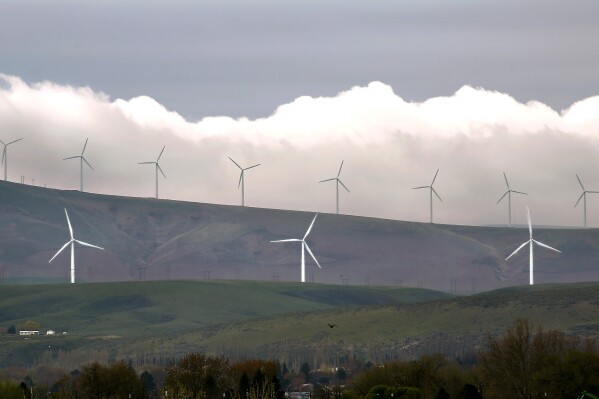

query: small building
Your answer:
[19,330,39,336]
[46,330,56,336]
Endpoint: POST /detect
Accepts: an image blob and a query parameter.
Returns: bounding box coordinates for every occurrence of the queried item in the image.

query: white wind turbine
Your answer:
[63,138,94,192]
[574,174,599,229]
[139,146,166,199]
[49,208,104,284]
[496,172,528,228]
[319,161,350,214]
[271,213,321,283]
[413,169,442,223]
[505,206,561,285]
[1,137,23,181]
[228,157,260,207]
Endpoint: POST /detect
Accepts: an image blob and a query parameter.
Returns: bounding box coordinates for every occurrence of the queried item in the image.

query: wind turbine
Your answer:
[139,146,166,199]
[412,169,442,223]
[1,137,23,181]
[319,161,350,214]
[271,213,321,283]
[49,208,104,284]
[228,157,260,206]
[505,206,561,285]
[496,172,528,228]
[63,138,94,192]
[574,174,599,229]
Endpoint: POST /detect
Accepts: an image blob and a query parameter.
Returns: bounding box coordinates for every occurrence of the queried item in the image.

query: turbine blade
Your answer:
[576,174,585,191]
[228,157,242,169]
[304,243,321,268]
[0,139,5,145]
[506,240,530,261]
[587,191,599,194]
[319,178,335,183]
[431,169,439,185]
[432,187,442,202]
[49,240,72,263]
[496,191,508,204]
[157,163,166,178]
[138,161,154,164]
[533,240,561,253]
[503,172,510,189]
[75,240,104,250]
[337,160,344,178]
[8,138,23,145]
[271,239,302,243]
[338,179,350,193]
[303,213,319,240]
[63,156,79,160]
[64,208,74,239]
[82,157,94,171]
[512,190,528,195]
[1,147,4,163]
[238,172,243,188]
[157,146,165,162]
[81,138,88,155]
[412,186,429,190]
[575,193,585,207]
[526,206,532,238]
[244,163,261,170]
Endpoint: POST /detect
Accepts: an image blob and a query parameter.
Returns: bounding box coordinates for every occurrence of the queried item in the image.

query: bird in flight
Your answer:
[328,323,338,328]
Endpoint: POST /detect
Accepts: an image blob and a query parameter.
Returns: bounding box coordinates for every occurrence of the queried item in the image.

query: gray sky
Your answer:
[1,1,599,227]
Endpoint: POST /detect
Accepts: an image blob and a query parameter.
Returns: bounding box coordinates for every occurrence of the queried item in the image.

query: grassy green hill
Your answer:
[0,280,448,367]
[2,280,599,369]
[3,180,599,291]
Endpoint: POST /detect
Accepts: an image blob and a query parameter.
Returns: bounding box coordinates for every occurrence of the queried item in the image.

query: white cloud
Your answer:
[2,73,599,227]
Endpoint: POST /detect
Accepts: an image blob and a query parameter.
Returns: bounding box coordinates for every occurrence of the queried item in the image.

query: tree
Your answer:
[166,353,231,399]
[300,362,311,384]
[6,325,16,334]
[19,320,40,332]
[479,319,574,399]
[141,370,157,397]
[0,381,22,399]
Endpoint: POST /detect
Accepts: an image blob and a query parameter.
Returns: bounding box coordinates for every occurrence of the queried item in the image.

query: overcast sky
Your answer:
[1,0,599,227]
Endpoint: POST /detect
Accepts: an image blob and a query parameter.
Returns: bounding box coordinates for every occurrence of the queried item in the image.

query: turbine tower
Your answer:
[228,157,260,207]
[413,169,442,223]
[505,206,561,285]
[139,146,166,199]
[49,208,104,284]
[63,138,94,192]
[574,174,599,229]
[496,172,528,228]
[271,213,321,283]
[1,137,23,181]
[319,161,350,214]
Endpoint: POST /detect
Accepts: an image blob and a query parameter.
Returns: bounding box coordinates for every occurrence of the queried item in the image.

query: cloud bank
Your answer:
[1,73,599,227]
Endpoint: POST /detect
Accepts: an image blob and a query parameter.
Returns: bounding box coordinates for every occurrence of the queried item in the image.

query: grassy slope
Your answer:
[159,282,599,358]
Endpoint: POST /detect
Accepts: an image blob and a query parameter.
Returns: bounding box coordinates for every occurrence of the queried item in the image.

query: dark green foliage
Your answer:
[140,370,156,396]
[0,380,21,399]
[300,362,311,383]
[165,353,231,399]
[457,384,481,399]
[6,325,16,334]
[436,387,450,399]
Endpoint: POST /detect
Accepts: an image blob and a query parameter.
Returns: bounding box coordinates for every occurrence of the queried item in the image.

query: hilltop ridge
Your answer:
[1,181,599,291]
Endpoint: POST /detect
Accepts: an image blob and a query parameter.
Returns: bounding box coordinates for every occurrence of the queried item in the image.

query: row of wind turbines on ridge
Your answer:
[48,205,559,286]
[2,136,599,228]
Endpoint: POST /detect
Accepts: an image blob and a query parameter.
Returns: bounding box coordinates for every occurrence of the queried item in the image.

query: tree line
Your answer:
[1,319,598,399]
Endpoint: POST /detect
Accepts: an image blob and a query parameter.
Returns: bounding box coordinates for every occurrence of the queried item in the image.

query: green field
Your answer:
[2,280,599,369]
